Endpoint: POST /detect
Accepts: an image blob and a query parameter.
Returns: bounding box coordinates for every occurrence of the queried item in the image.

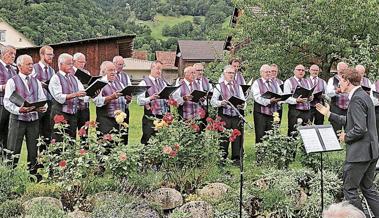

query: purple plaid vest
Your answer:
[101,80,126,117]
[307,77,326,106]
[116,71,130,87]
[361,77,370,87]
[144,77,169,116]
[289,77,311,110]
[256,78,279,116]
[200,77,211,91]
[12,75,40,121]
[56,73,79,114]
[219,82,241,117]
[0,63,17,105]
[274,78,283,85]
[235,71,246,85]
[331,75,349,110]
[33,63,54,100]
[179,80,201,120]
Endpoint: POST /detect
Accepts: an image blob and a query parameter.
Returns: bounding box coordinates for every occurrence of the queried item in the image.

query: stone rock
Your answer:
[67,210,91,218]
[197,183,230,200]
[148,188,183,210]
[178,201,213,218]
[244,196,262,217]
[128,201,160,218]
[22,196,63,212]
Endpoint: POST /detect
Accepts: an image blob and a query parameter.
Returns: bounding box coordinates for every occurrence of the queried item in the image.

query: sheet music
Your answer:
[299,128,324,153]
[318,127,341,151]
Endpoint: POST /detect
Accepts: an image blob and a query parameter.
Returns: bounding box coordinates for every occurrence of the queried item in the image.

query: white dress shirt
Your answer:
[252,78,283,106]
[172,79,192,105]
[4,73,47,115]
[137,76,167,106]
[283,77,306,105]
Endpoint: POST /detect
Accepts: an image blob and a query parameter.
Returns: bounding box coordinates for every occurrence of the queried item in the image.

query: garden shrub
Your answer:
[23,183,62,201]
[84,176,120,195]
[24,201,67,218]
[0,164,30,202]
[0,199,23,218]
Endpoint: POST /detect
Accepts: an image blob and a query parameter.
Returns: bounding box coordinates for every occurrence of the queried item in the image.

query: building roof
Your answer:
[123,58,153,71]
[176,40,225,61]
[156,51,178,70]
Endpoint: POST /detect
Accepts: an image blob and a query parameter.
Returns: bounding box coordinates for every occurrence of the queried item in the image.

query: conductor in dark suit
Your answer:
[316,68,379,216]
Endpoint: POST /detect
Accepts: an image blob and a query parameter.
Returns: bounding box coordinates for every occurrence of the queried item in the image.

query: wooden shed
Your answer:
[16,34,135,76]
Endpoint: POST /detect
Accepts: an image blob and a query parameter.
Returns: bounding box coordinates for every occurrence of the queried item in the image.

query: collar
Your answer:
[0,60,7,67]
[58,70,68,77]
[348,86,360,100]
[223,80,234,85]
[184,78,192,86]
[149,75,158,81]
[73,67,78,72]
[261,78,270,83]
[294,76,303,82]
[39,61,49,69]
[18,73,30,80]
[310,76,318,80]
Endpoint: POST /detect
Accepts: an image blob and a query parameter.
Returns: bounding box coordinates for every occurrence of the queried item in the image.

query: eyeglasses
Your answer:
[226,71,235,74]
[296,69,305,72]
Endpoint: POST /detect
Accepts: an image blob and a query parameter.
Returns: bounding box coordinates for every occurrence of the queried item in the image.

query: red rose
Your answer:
[232,129,241,137]
[163,146,173,154]
[206,117,213,123]
[229,136,236,142]
[168,98,178,107]
[169,150,177,158]
[197,108,206,119]
[78,128,86,137]
[191,123,200,132]
[174,143,180,151]
[79,149,86,156]
[103,134,112,141]
[58,160,67,168]
[119,152,127,161]
[54,115,66,124]
[163,112,174,124]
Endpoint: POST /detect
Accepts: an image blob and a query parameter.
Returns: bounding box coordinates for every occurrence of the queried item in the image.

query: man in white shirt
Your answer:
[307,64,327,125]
[252,64,282,143]
[0,45,17,156]
[137,61,169,144]
[48,53,86,141]
[4,55,47,174]
[211,65,246,165]
[32,45,55,148]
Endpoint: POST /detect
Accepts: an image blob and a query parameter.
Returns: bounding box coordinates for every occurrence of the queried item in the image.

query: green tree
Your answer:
[233,0,379,80]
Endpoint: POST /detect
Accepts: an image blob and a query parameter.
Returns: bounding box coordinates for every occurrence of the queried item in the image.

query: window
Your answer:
[0,31,5,42]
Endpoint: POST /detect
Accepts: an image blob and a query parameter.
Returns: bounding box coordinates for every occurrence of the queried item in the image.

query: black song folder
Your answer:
[190,90,207,102]
[9,91,47,109]
[293,85,315,98]
[158,85,181,99]
[75,68,101,85]
[228,96,245,107]
[85,80,108,97]
[120,85,150,96]
[261,91,292,101]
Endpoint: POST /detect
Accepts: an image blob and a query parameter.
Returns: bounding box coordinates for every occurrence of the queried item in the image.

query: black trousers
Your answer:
[310,106,324,125]
[219,114,243,161]
[51,108,77,142]
[38,100,52,150]
[278,108,283,125]
[77,107,90,130]
[0,105,10,157]
[287,106,310,137]
[330,103,347,133]
[141,114,163,145]
[375,107,379,141]
[97,113,128,145]
[343,159,379,216]
[7,117,39,174]
[253,111,273,143]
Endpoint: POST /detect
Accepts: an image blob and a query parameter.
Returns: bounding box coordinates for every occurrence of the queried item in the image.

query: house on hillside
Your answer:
[17,34,135,76]
[156,51,178,85]
[0,20,35,48]
[175,40,225,75]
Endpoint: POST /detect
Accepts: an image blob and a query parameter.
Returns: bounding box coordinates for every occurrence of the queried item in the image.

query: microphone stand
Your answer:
[212,82,253,218]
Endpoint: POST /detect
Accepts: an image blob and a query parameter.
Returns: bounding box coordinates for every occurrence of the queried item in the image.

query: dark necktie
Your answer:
[5,65,12,75]
[25,76,31,90]
[266,80,273,91]
[228,82,235,95]
[44,66,49,80]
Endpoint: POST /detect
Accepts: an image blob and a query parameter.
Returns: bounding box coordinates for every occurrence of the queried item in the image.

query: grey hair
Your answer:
[73,52,85,60]
[183,66,194,76]
[100,61,113,76]
[0,45,16,56]
[112,55,123,63]
[150,60,163,70]
[322,201,365,218]
[16,54,32,66]
[193,63,204,68]
[223,65,234,74]
[58,53,73,66]
[337,62,348,72]
[260,64,271,72]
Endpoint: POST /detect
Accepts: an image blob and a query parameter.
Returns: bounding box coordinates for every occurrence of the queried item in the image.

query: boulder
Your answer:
[197,183,230,200]
[22,196,63,212]
[149,188,183,210]
[178,201,213,218]
[128,201,160,218]
[68,210,91,218]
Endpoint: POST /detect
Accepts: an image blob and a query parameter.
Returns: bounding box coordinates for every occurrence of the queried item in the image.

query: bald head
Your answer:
[294,65,305,79]
[355,65,365,77]
[309,64,320,77]
[183,66,195,82]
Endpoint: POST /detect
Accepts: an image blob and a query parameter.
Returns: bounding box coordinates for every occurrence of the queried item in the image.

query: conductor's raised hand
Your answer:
[315,103,331,118]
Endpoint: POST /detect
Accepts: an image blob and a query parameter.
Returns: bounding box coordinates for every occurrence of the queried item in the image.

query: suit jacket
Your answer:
[329,87,379,162]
